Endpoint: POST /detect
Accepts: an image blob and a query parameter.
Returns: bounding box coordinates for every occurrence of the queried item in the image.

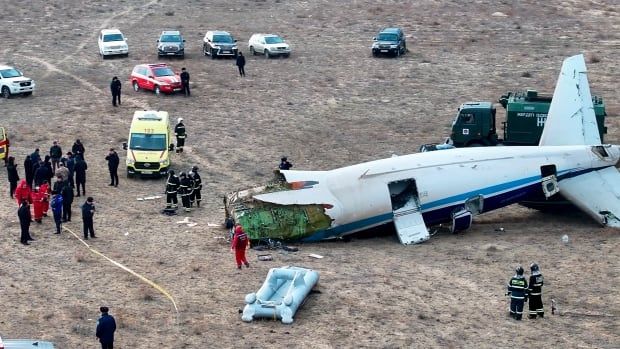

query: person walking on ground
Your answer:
[18,200,33,245]
[96,306,116,349]
[66,152,75,188]
[507,266,528,320]
[174,118,186,153]
[528,263,545,319]
[165,170,179,209]
[61,177,74,222]
[190,165,202,207]
[33,159,49,187]
[82,196,96,239]
[279,156,293,170]
[50,191,63,234]
[178,172,191,212]
[24,155,34,188]
[40,180,51,217]
[74,154,88,197]
[7,156,19,198]
[236,52,246,77]
[14,179,32,206]
[231,225,250,269]
[30,148,41,164]
[50,141,63,173]
[180,67,190,97]
[105,148,119,187]
[43,155,54,184]
[72,139,85,159]
[110,76,122,107]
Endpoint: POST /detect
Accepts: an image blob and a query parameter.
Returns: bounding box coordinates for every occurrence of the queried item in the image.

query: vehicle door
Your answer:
[141,66,153,91]
[257,36,266,51]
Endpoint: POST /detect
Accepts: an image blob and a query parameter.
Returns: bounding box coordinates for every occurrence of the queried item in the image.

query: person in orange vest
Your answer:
[39,180,51,216]
[14,179,32,206]
[231,225,250,269]
[31,186,45,223]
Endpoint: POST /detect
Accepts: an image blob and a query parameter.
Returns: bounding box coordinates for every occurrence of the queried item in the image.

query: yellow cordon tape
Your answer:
[63,225,179,317]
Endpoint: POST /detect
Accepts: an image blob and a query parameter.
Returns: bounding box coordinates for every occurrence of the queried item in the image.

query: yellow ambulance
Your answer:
[123,110,174,177]
[0,127,8,164]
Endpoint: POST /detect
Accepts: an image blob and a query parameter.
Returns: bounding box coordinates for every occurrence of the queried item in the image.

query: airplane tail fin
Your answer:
[539,54,601,146]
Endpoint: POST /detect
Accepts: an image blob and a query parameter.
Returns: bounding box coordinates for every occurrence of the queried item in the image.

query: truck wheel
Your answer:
[127,170,134,178]
[250,46,256,56]
[264,49,270,58]
[211,48,217,59]
[154,86,161,95]
[133,81,140,92]
[203,45,208,56]
[1,86,10,98]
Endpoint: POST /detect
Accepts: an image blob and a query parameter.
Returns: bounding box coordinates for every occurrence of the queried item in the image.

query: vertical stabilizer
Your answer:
[539,54,601,146]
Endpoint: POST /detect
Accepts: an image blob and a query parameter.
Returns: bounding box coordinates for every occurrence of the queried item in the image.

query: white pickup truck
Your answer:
[0,65,35,98]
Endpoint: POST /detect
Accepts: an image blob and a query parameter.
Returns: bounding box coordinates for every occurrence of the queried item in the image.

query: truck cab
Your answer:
[123,111,174,177]
[450,102,498,147]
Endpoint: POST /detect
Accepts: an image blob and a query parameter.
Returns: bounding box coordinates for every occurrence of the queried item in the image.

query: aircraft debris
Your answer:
[308,253,324,259]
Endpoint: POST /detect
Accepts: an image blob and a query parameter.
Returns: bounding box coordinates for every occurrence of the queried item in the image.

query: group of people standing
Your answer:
[165,166,202,212]
[507,263,545,320]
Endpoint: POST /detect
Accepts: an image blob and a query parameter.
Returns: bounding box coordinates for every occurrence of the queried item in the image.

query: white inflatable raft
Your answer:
[242,266,319,324]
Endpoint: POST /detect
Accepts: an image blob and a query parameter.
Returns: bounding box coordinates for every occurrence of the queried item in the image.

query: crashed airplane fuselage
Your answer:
[225,54,620,245]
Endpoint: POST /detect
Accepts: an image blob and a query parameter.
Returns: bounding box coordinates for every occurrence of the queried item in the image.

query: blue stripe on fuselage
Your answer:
[301,165,612,242]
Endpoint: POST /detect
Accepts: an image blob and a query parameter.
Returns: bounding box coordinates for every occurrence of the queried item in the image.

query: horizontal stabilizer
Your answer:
[559,167,620,227]
[539,54,601,146]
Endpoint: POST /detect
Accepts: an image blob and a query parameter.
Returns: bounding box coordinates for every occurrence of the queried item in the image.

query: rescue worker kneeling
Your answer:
[507,266,528,320]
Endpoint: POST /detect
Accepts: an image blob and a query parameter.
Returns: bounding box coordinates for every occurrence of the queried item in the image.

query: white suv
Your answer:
[98,29,129,58]
[248,34,291,58]
[0,65,35,98]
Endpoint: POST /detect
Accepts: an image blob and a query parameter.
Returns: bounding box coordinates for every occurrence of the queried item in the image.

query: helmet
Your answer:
[235,225,244,234]
[530,263,539,272]
[192,165,199,172]
[177,117,184,123]
[168,169,175,176]
[281,157,287,161]
[179,171,186,177]
[515,266,524,276]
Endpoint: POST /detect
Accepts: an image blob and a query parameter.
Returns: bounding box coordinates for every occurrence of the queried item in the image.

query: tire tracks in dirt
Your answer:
[57,0,161,65]
[16,53,149,110]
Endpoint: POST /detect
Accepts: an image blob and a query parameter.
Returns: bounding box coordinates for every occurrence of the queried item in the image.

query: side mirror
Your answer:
[234,39,238,42]
[183,39,186,42]
[148,75,154,79]
[373,37,377,41]
[157,39,160,42]
[168,144,174,151]
[122,142,127,150]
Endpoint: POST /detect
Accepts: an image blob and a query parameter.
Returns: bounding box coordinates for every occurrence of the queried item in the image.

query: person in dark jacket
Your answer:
[110,76,122,107]
[18,200,33,245]
[50,192,63,234]
[279,156,293,170]
[236,52,246,77]
[61,179,74,222]
[165,170,180,209]
[24,155,34,188]
[507,266,528,320]
[30,148,41,164]
[82,196,96,239]
[96,306,116,349]
[74,155,88,197]
[33,159,50,187]
[189,166,202,207]
[49,140,63,172]
[72,139,85,158]
[174,118,186,153]
[66,152,75,188]
[178,172,191,212]
[180,67,190,96]
[527,263,545,319]
[43,155,54,184]
[7,156,19,198]
[105,148,119,187]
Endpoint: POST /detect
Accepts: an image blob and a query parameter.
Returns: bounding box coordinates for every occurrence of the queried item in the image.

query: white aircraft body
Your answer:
[226,54,620,244]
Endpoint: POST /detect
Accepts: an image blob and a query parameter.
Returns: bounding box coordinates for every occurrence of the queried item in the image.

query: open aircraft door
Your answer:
[388,179,429,245]
[0,127,8,163]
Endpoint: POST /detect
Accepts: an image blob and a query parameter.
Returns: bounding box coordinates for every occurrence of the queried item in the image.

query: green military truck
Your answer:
[449,90,607,147]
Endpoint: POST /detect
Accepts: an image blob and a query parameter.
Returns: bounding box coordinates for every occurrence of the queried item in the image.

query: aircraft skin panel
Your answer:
[539,54,601,146]
[559,166,620,227]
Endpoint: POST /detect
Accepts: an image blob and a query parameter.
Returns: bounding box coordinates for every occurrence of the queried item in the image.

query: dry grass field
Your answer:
[0,0,618,348]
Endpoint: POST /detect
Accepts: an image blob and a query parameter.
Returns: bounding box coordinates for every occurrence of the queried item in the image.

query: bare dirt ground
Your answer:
[1,0,619,348]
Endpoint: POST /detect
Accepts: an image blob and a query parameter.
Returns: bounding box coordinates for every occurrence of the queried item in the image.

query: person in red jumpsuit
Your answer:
[231,225,250,269]
[39,181,50,216]
[31,186,46,223]
[14,179,32,206]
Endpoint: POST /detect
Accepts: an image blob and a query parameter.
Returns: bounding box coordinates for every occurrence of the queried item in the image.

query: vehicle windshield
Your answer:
[213,34,234,43]
[103,34,124,42]
[160,35,182,42]
[152,67,175,77]
[265,36,284,44]
[378,33,399,41]
[0,69,22,78]
[130,133,166,151]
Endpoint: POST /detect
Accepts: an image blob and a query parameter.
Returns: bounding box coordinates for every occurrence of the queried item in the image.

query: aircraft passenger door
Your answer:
[388,179,429,245]
[540,164,559,198]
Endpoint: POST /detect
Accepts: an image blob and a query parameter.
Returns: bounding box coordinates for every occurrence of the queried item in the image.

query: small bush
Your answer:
[521,71,532,78]
[164,10,174,16]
